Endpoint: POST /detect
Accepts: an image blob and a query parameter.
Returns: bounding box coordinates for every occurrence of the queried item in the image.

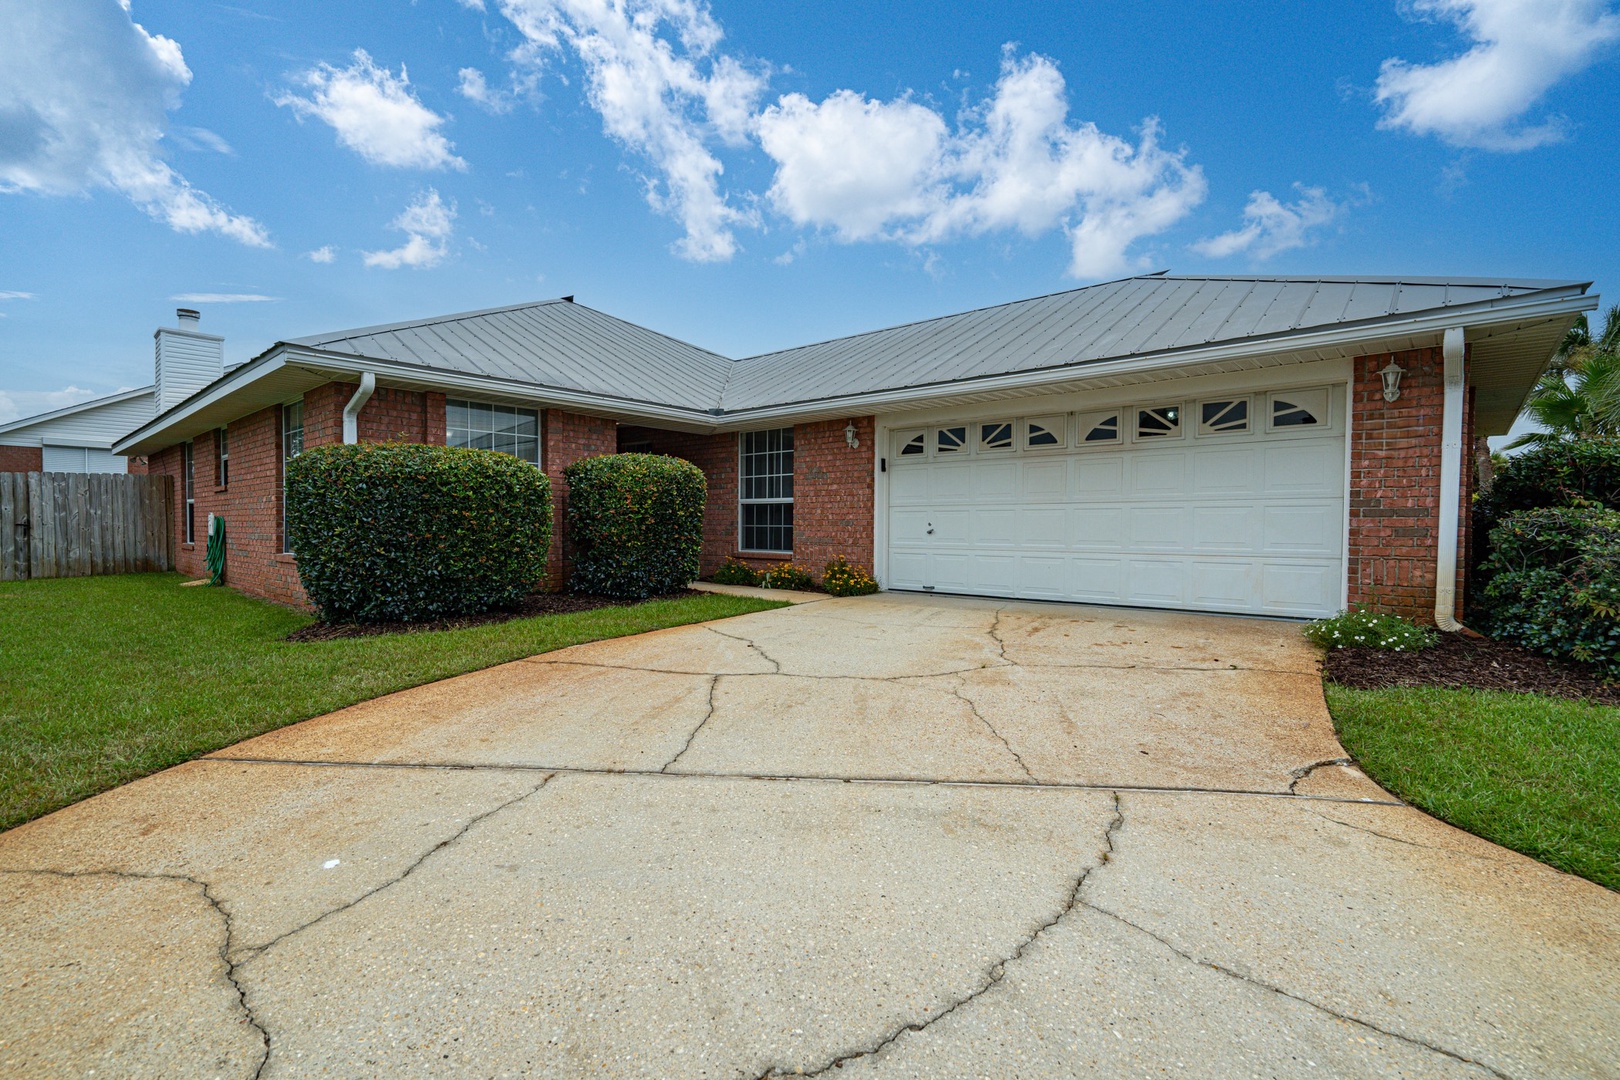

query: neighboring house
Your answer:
[1,307,226,475]
[0,386,156,474]
[113,275,1597,624]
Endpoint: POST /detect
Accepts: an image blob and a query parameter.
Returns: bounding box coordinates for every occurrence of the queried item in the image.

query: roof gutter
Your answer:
[342,371,376,444]
[1434,327,1467,633]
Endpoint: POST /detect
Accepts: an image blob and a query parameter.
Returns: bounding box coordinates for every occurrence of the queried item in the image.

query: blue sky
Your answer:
[2,0,1617,428]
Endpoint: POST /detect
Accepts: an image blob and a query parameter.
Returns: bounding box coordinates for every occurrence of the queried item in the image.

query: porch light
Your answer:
[845,421,860,449]
[1380,360,1405,403]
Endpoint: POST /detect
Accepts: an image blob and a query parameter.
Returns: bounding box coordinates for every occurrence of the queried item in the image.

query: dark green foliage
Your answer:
[564,453,706,599]
[1476,507,1620,679]
[1478,441,1620,520]
[1303,609,1436,651]
[711,556,759,586]
[286,443,552,623]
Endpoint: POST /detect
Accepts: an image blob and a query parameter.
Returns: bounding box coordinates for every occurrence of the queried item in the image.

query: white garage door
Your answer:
[885,385,1345,618]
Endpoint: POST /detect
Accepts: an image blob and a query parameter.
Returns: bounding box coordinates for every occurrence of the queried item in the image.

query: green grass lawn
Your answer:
[1326,684,1620,891]
[0,573,783,831]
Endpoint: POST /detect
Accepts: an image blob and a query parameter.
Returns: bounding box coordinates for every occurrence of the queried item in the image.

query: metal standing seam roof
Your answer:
[287,299,735,414]
[716,274,1587,411]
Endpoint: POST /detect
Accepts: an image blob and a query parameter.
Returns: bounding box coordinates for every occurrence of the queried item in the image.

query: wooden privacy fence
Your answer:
[1,472,174,582]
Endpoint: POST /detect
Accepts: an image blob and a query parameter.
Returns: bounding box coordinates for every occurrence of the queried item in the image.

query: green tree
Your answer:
[1508,306,1620,449]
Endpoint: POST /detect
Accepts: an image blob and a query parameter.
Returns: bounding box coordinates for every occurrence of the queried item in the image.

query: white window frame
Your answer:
[215,426,230,487]
[445,398,542,466]
[1267,388,1332,432]
[1023,415,1068,451]
[1196,396,1252,437]
[894,428,928,460]
[182,440,195,545]
[281,399,304,554]
[1075,409,1123,449]
[1132,403,1185,442]
[738,427,794,555]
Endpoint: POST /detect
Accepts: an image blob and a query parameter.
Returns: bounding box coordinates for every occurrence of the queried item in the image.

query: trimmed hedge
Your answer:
[1479,441,1620,519]
[286,443,552,623]
[564,453,706,599]
[1476,506,1620,679]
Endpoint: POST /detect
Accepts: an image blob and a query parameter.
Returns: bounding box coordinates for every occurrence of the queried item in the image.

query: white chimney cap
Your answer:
[176,308,200,327]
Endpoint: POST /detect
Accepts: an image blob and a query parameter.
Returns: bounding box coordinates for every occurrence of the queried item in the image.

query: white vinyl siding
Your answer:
[884,383,1346,618]
[154,329,224,413]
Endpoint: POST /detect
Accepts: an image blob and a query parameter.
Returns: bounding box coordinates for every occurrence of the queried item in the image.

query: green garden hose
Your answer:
[205,514,226,586]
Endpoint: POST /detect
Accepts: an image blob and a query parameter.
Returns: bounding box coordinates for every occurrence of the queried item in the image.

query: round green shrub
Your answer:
[1480,441,1620,519]
[1476,506,1620,679]
[286,443,552,623]
[564,453,706,599]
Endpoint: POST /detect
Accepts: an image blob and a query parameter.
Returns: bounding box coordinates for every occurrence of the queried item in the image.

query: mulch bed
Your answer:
[1323,632,1620,705]
[286,589,704,642]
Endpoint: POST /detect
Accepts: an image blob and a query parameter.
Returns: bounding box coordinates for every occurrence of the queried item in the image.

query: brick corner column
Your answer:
[792,416,876,579]
[543,409,618,590]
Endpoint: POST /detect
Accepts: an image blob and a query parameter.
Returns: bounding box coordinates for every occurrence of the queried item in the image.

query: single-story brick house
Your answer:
[114,274,1597,625]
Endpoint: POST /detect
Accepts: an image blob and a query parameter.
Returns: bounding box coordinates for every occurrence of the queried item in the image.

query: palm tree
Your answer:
[1507,305,1620,449]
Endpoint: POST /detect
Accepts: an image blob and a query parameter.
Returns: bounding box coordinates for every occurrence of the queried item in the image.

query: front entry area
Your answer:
[884,379,1347,617]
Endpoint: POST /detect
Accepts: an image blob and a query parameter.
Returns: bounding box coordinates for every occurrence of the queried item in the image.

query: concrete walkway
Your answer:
[1,593,1615,1078]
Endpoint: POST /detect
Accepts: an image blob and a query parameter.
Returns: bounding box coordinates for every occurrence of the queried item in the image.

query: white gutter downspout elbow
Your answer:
[1434,328,1466,632]
[342,371,376,444]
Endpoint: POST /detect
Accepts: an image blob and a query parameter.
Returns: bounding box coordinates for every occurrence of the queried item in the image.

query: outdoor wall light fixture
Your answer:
[1380,360,1405,403]
[845,421,860,448]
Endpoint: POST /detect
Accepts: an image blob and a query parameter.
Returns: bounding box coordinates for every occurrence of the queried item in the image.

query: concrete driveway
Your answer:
[1,591,1616,1078]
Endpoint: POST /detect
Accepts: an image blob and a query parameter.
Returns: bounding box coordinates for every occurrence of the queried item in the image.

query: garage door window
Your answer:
[1025,416,1066,448]
[898,431,927,456]
[1135,405,1182,439]
[1269,389,1328,429]
[740,428,793,553]
[979,421,1014,452]
[1199,399,1250,435]
[936,426,967,453]
[1080,412,1120,444]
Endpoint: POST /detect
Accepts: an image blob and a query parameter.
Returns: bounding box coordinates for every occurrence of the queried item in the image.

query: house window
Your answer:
[281,400,304,554]
[446,399,541,465]
[740,428,793,553]
[182,440,195,545]
[1136,404,1181,439]
[215,427,229,487]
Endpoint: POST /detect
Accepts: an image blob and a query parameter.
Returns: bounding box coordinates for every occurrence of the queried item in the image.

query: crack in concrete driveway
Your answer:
[2,592,1616,1078]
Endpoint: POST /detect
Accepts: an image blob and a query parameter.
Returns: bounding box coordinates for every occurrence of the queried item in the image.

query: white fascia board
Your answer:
[0,386,155,438]
[711,290,1599,428]
[114,352,290,454]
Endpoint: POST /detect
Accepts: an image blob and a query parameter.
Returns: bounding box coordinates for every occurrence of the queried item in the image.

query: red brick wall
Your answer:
[544,409,618,589]
[792,417,876,576]
[617,425,739,575]
[0,445,42,473]
[147,405,307,606]
[617,418,877,581]
[126,456,150,475]
[1347,346,1471,624]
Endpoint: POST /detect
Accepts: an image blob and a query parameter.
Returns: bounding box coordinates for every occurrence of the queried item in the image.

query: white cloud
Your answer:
[170,125,234,155]
[0,291,36,300]
[276,50,467,170]
[0,385,109,425]
[363,189,456,269]
[491,0,766,261]
[0,0,268,245]
[304,245,337,263]
[758,51,1206,278]
[1375,0,1620,150]
[169,292,278,303]
[1192,185,1344,260]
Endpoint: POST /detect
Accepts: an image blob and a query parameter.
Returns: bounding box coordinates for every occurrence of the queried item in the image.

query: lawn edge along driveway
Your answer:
[0,572,785,831]
[1326,682,1620,892]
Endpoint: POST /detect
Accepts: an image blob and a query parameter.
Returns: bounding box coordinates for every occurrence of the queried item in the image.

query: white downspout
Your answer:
[1434,328,1465,632]
[342,371,376,444]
